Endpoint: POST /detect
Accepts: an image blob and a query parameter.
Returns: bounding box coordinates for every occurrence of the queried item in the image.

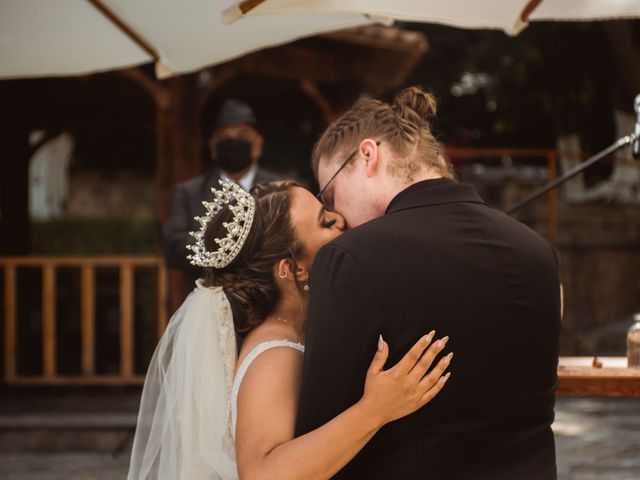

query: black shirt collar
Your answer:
[386,178,485,214]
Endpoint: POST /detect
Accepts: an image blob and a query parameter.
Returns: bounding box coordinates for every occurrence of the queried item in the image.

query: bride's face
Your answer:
[288,186,346,265]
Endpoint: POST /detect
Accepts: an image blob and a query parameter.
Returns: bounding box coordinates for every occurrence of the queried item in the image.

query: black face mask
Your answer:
[215,138,253,173]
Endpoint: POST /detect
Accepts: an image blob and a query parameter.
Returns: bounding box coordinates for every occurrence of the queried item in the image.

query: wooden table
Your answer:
[558,357,640,397]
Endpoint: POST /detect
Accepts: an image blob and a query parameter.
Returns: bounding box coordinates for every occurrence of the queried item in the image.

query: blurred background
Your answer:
[0,3,639,479]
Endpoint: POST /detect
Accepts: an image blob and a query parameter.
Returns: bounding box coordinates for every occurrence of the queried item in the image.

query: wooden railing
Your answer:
[2,255,639,396]
[1,256,167,385]
[444,148,558,242]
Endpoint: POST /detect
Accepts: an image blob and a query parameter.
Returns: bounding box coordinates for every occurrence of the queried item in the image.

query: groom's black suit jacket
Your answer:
[295,178,560,480]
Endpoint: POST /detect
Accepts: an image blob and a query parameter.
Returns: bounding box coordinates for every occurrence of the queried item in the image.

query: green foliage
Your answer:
[30,215,160,254]
[402,21,622,151]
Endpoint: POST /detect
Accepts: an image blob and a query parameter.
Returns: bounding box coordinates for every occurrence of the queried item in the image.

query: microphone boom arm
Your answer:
[506,133,637,215]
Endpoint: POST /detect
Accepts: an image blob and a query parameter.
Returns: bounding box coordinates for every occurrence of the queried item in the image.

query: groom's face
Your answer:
[317,143,383,228]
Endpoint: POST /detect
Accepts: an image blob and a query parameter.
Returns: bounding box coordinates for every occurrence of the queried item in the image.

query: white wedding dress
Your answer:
[230,339,305,437]
[128,281,304,480]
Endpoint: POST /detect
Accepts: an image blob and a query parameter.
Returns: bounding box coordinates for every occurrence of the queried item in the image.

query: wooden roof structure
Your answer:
[116,24,428,219]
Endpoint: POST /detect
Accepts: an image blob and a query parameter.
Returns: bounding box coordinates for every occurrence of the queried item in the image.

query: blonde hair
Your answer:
[312,86,454,182]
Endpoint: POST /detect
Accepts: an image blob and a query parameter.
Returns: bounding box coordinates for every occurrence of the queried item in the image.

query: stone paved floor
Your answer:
[0,398,638,479]
[554,398,640,480]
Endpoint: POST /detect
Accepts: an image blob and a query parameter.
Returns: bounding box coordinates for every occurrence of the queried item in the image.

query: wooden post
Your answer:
[299,79,336,123]
[157,263,168,340]
[4,265,17,380]
[42,264,57,378]
[81,265,96,375]
[547,151,558,243]
[120,265,135,377]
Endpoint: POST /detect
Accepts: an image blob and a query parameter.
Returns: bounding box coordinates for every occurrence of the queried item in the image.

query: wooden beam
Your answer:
[5,375,145,386]
[0,256,162,267]
[157,263,168,340]
[42,265,57,378]
[443,147,555,158]
[120,265,135,377]
[81,265,96,375]
[197,67,238,112]
[547,151,558,243]
[231,46,344,84]
[86,0,159,61]
[299,79,336,123]
[4,265,17,380]
[118,68,170,108]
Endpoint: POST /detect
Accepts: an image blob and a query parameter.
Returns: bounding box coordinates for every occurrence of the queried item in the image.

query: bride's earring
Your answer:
[279,270,288,279]
[303,284,310,292]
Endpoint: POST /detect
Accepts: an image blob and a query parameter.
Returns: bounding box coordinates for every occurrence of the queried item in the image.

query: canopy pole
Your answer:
[86,0,159,62]
[238,0,268,15]
[222,0,268,24]
[520,0,544,24]
[511,0,544,34]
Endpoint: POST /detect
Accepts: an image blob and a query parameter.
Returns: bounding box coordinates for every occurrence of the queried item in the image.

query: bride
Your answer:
[128,180,453,480]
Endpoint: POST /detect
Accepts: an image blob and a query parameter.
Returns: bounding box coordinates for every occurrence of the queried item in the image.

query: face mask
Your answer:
[215,138,253,173]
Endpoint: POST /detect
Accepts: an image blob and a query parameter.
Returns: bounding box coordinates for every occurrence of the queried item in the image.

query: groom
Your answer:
[295,89,560,479]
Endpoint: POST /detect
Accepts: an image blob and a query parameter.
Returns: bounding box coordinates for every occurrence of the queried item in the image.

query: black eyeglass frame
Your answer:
[316,141,381,206]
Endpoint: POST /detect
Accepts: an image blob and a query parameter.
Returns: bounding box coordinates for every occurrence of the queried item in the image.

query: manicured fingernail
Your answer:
[378,334,384,351]
[444,372,451,381]
[439,336,449,347]
[445,352,454,363]
[426,330,436,340]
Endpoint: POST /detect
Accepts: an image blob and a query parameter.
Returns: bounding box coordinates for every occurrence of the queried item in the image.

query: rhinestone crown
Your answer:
[186,179,256,269]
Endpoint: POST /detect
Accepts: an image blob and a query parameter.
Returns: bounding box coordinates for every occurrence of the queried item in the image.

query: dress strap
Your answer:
[230,340,305,436]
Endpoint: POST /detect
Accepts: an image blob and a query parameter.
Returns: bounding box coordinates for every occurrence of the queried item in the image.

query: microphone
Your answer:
[634,93,640,159]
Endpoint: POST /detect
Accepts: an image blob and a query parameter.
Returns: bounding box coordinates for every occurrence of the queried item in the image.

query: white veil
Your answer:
[128,280,239,480]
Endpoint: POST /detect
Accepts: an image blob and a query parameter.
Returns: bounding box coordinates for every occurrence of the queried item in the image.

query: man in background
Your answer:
[163,99,285,297]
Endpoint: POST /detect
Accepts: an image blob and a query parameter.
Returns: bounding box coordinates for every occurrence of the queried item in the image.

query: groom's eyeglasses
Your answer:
[317,141,381,208]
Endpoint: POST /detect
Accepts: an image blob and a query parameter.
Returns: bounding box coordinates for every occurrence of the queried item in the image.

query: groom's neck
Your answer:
[377,169,443,213]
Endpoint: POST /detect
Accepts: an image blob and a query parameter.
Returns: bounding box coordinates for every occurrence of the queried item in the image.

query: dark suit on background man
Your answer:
[295,178,560,479]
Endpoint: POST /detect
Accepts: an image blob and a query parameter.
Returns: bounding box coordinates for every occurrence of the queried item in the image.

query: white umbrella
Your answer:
[2,1,639,80]
[223,0,640,35]
[0,0,373,80]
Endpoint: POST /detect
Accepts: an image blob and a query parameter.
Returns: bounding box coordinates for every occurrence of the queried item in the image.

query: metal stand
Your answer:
[506,133,637,214]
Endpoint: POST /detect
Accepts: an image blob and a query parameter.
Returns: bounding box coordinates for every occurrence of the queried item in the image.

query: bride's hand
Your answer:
[359,332,452,427]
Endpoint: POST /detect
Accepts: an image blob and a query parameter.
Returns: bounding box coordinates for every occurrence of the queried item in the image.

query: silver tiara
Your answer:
[186,179,256,269]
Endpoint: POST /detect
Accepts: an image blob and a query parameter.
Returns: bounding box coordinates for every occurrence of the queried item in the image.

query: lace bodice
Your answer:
[230,339,305,437]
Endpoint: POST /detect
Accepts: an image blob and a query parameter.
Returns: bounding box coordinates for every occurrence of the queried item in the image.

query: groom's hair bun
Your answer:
[393,86,437,122]
[202,181,305,334]
[311,85,454,182]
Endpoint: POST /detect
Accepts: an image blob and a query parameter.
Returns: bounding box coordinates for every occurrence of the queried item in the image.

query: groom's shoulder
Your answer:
[329,215,393,254]
[313,219,388,282]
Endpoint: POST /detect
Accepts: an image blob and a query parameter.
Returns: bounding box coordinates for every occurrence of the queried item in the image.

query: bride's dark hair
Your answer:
[201,181,304,334]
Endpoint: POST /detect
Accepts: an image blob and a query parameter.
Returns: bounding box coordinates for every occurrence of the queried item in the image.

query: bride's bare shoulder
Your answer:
[235,330,304,407]
[236,323,303,369]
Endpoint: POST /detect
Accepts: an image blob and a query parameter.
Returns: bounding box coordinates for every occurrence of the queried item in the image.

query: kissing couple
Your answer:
[128,87,561,480]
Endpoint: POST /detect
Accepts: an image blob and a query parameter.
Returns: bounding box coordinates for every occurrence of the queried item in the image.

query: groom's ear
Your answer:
[359,138,380,178]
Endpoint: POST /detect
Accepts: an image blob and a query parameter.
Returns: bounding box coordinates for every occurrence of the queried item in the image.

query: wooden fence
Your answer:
[1,256,167,385]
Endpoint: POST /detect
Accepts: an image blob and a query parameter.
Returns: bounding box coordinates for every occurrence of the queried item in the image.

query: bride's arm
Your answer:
[235,333,451,480]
